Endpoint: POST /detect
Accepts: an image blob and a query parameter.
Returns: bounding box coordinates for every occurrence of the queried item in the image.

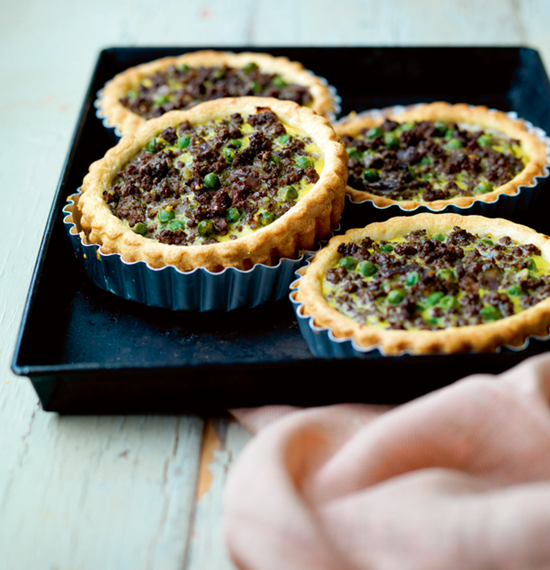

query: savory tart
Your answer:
[78,97,347,272]
[335,102,548,210]
[98,50,338,135]
[294,213,550,355]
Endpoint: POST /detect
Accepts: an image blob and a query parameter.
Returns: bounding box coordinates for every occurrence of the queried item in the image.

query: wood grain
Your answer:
[1,1,550,568]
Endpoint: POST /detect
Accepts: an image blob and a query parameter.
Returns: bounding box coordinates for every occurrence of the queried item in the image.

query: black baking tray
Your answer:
[11,47,550,414]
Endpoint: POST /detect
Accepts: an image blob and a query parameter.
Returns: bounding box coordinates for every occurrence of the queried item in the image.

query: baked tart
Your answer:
[294,213,550,355]
[335,102,548,211]
[97,50,339,135]
[78,97,347,273]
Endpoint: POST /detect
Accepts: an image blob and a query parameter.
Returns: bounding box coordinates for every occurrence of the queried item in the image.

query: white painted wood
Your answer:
[186,417,251,570]
[1,1,550,568]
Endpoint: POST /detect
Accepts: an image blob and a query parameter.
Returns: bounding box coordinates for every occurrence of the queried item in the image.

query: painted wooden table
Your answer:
[2,1,550,568]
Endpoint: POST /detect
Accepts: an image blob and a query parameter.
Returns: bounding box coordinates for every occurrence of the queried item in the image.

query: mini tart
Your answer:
[98,50,338,135]
[78,97,347,273]
[295,213,550,355]
[335,102,548,211]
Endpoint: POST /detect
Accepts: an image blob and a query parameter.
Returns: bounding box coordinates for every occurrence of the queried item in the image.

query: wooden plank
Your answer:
[186,416,252,570]
[0,412,205,570]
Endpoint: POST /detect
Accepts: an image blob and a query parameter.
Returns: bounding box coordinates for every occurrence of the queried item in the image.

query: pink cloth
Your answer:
[224,353,550,570]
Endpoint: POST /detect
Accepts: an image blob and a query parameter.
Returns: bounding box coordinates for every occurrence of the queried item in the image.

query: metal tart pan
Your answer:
[63,192,309,312]
[337,105,550,231]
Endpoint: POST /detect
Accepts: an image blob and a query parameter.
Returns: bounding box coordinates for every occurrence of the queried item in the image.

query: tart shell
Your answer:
[98,50,339,135]
[78,97,348,273]
[335,102,549,211]
[294,213,550,355]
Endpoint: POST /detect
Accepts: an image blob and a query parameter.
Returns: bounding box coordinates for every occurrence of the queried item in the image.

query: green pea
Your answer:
[427,291,444,306]
[272,76,287,89]
[339,256,358,271]
[481,238,494,246]
[405,271,419,287]
[177,63,190,72]
[283,186,299,201]
[346,148,362,160]
[226,208,241,224]
[154,95,169,106]
[436,268,458,281]
[384,133,399,148]
[169,220,185,232]
[526,257,537,271]
[380,244,394,253]
[481,306,502,321]
[363,168,380,182]
[367,127,383,139]
[477,134,492,148]
[230,139,243,148]
[158,209,175,223]
[146,138,157,153]
[387,289,405,305]
[260,211,275,226]
[439,295,458,310]
[176,135,191,149]
[507,285,522,296]
[296,156,312,169]
[475,181,493,194]
[243,62,259,74]
[434,121,447,136]
[223,147,236,162]
[204,173,220,190]
[213,68,225,80]
[401,122,415,131]
[251,81,261,94]
[198,220,214,237]
[358,260,377,277]
[278,134,289,145]
[132,222,148,236]
[446,138,463,150]
[433,233,446,242]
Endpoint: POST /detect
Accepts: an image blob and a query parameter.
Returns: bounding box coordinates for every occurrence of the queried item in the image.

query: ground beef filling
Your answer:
[323,227,550,331]
[343,119,527,201]
[104,108,321,246]
[119,62,314,120]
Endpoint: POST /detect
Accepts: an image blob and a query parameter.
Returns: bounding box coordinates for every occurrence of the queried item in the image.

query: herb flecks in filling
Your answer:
[343,119,527,201]
[104,108,323,245]
[323,227,550,331]
[120,63,313,120]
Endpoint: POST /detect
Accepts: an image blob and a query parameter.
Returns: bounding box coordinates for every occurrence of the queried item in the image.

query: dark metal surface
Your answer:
[11,47,550,413]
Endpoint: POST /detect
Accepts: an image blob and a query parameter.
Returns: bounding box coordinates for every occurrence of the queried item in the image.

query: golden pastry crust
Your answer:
[79,97,348,272]
[335,102,548,210]
[98,50,337,135]
[295,213,550,355]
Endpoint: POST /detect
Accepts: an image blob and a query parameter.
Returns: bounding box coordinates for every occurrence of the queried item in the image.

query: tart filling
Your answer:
[120,62,313,120]
[78,97,348,272]
[98,51,338,135]
[295,214,550,354]
[105,108,323,246]
[324,227,550,331]
[335,103,548,210]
